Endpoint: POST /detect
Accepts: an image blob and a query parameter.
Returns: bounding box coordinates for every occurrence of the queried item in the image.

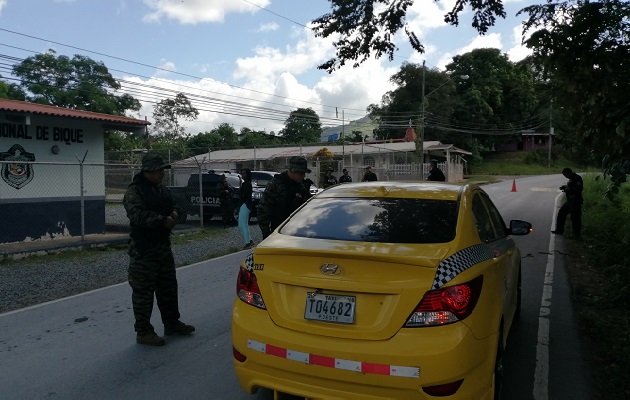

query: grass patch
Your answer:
[565,174,630,399]
[106,188,127,195]
[471,152,589,176]
[1,228,226,266]
[462,175,503,184]
[171,227,224,244]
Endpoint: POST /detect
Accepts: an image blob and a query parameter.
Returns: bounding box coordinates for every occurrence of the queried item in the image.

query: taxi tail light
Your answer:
[405,276,483,327]
[422,379,464,396]
[236,266,266,309]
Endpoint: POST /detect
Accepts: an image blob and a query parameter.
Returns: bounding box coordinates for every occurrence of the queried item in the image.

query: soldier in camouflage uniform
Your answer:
[216,174,234,228]
[123,153,195,346]
[258,156,311,239]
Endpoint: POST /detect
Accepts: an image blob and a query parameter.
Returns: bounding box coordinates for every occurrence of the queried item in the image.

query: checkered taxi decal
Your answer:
[242,252,254,271]
[432,244,495,289]
[247,339,420,378]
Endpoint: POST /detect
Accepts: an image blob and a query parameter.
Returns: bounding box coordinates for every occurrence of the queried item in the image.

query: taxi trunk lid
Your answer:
[252,237,450,340]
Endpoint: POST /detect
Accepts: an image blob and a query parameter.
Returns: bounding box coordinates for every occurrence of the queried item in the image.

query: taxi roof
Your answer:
[318,181,476,201]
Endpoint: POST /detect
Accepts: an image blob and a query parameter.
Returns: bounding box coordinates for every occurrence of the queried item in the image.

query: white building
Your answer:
[0,99,149,244]
[171,140,471,187]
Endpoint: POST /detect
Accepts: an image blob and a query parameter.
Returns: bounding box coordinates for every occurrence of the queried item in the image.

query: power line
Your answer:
[0,28,369,114]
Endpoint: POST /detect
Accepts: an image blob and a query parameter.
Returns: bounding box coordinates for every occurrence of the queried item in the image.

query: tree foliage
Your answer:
[152,93,199,140]
[187,131,222,154]
[368,63,460,141]
[521,0,630,190]
[12,50,140,115]
[280,108,322,144]
[368,49,538,151]
[0,75,26,100]
[312,0,506,73]
[239,127,281,147]
[446,48,538,127]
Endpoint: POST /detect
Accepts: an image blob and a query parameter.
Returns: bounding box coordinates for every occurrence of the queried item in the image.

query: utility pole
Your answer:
[342,109,345,169]
[418,60,426,180]
[548,99,553,167]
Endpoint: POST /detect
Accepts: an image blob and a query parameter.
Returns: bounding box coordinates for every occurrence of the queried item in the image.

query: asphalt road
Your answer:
[0,176,591,399]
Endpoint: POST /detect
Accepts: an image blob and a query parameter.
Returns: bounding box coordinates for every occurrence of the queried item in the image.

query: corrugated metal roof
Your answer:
[0,99,150,126]
[175,140,471,165]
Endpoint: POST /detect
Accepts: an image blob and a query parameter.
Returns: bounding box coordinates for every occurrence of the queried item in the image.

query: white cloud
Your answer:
[142,0,270,24]
[436,33,504,69]
[116,0,128,15]
[258,22,279,32]
[233,26,332,84]
[119,22,398,134]
[155,59,177,76]
[231,25,397,125]
[405,0,456,38]
[0,0,7,14]
[506,24,532,62]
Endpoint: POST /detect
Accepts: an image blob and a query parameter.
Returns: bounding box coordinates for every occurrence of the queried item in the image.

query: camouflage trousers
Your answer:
[128,240,180,335]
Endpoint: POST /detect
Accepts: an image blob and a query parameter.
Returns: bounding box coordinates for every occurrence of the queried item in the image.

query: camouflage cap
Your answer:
[288,156,311,173]
[141,153,171,171]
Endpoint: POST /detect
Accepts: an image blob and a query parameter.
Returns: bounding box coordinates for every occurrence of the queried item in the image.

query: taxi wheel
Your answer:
[494,331,505,400]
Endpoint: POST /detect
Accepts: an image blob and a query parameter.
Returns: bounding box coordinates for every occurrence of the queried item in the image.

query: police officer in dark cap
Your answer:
[427,159,446,181]
[258,156,311,239]
[339,168,352,183]
[123,152,195,346]
[322,167,338,189]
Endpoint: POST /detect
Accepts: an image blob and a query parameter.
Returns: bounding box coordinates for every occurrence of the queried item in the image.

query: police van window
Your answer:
[226,176,241,187]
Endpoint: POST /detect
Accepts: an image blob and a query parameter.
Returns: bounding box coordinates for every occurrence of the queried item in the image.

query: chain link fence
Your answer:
[0,159,213,245]
[1,146,463,244]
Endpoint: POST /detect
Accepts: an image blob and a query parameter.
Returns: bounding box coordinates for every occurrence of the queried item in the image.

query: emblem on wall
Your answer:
[1,144,35,189]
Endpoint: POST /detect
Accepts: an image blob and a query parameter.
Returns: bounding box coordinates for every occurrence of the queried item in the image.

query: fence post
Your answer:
[195,156,206,230]
[75,151,89,243]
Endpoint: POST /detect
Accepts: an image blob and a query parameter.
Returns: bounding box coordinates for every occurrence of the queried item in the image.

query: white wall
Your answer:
[0,115,105,199]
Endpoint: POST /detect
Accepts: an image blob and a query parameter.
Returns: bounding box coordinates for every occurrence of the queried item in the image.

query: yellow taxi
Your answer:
[232,181,532,399]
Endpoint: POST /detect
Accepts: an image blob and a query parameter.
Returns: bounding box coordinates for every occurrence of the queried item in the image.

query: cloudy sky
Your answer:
[0,0,537,135]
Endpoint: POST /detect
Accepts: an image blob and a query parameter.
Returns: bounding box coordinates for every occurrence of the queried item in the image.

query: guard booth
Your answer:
[0,99,149,244]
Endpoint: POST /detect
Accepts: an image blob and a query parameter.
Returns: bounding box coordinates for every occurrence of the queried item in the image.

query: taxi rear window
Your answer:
[280,198,457,243]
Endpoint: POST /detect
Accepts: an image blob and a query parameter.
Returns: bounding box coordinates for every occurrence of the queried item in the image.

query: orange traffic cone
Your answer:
[511,179,517,192]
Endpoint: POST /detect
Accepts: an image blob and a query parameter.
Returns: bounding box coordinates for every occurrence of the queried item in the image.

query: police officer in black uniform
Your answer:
[552,167,584,238]
[322,168,338,189]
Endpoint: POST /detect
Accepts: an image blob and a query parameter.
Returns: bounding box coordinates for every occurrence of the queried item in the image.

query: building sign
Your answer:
[0,122,84,144]
[1,144,35,189]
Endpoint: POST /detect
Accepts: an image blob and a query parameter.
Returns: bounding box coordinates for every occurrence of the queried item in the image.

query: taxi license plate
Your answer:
[304,292,356,324]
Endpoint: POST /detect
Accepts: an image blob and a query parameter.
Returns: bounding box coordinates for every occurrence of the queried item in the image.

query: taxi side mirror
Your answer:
[508,220,533,236]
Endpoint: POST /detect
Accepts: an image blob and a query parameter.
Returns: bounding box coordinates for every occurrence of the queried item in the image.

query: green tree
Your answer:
[152,93,199,140]
[0,76,26,100]
[280,108,322,144]
[446,48,537,128]
[368,63,459,141]
[240,127,280,147]
[104,130,144,152]
[521,0,630,191]
[187,131,222,154]
[12,50,140,115]
[312,0,507,73]
[212,123,239,148]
